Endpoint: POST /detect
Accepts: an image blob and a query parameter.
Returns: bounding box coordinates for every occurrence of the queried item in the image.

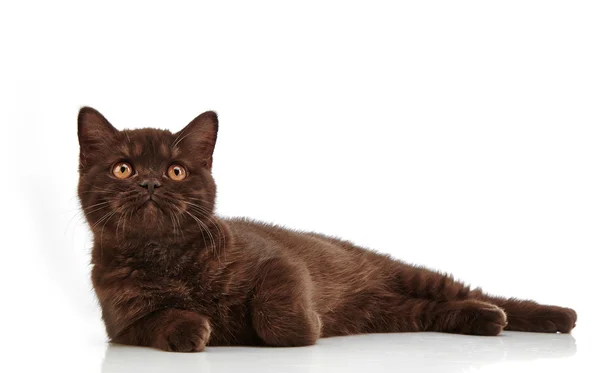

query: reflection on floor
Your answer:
[102,331,577,373]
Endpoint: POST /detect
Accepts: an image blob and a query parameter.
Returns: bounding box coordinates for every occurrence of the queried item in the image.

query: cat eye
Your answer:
[167,164,187,181]
[112,162,133,179]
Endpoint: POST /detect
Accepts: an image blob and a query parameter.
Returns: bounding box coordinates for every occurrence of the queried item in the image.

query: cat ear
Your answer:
[78,107,119,168]
[173,111,218,169]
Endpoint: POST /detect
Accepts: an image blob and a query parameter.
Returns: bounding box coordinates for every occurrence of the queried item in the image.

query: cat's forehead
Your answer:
[118,128,182,160]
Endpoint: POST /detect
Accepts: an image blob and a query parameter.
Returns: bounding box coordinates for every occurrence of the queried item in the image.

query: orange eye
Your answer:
[168,164,187,181]
[112,162,133,179]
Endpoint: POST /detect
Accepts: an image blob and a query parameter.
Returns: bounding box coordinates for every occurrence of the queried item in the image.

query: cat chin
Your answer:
[139,201,163,223]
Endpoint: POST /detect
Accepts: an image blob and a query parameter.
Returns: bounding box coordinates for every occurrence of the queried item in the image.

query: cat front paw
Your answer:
[156,315,211,352]
[459,302,508,336]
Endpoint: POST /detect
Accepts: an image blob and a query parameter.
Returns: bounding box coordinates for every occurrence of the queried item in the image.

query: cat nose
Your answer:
[139,179,162,195]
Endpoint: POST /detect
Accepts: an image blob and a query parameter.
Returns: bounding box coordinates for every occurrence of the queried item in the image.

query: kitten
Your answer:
[78,107,577,352]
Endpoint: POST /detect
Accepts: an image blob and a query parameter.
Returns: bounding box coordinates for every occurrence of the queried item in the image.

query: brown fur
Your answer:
[77,107,577,352]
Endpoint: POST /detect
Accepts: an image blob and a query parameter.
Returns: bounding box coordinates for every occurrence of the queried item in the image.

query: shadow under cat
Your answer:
[102,331,576,373]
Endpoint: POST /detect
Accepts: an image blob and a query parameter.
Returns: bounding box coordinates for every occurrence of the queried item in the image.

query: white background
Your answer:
[1,1,599,372]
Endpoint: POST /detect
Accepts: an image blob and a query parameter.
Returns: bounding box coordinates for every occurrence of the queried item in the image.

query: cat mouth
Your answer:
[143,199,159,207]
[139,197,162,211]
[138,198,164,219]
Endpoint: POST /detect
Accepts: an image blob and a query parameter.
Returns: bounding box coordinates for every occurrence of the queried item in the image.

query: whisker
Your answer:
[82,201,111,210]
[91,210,116,230]
[169,211,179,241]
[174,211,184,240]
[78,190,113,195]
[183,201,226,246]
[99,211,117,260]
[80,178,115,193]
[189,210,215,250]
[183,206,224,259]
[115,212,124,243]
[84,204,112,215]
[172,205,214,254]
[63,211,88,237]
[63,201,109,214]
[123,208,134,240]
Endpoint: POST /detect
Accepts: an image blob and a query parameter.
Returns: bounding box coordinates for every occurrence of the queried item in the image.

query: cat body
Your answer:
[78,107,576,352]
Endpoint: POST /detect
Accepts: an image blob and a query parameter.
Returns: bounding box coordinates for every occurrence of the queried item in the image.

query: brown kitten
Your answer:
[78,107,577,352]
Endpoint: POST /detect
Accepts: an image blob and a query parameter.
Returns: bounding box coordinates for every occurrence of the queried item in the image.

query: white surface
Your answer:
[105,332,583,373]
[1,1,599,372]
[8,328,596,373]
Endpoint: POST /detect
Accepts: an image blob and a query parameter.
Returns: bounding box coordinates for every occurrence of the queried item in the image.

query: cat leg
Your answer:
[473,294,577,333]
[113,309,211,352]
[380,264,506,335]
[251,257,321,347]
[321,292,505,337]
[390,262,576,333]
[359,296,506,336]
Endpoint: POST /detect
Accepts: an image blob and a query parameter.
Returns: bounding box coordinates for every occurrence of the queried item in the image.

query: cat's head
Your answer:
[77,107,219,244]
